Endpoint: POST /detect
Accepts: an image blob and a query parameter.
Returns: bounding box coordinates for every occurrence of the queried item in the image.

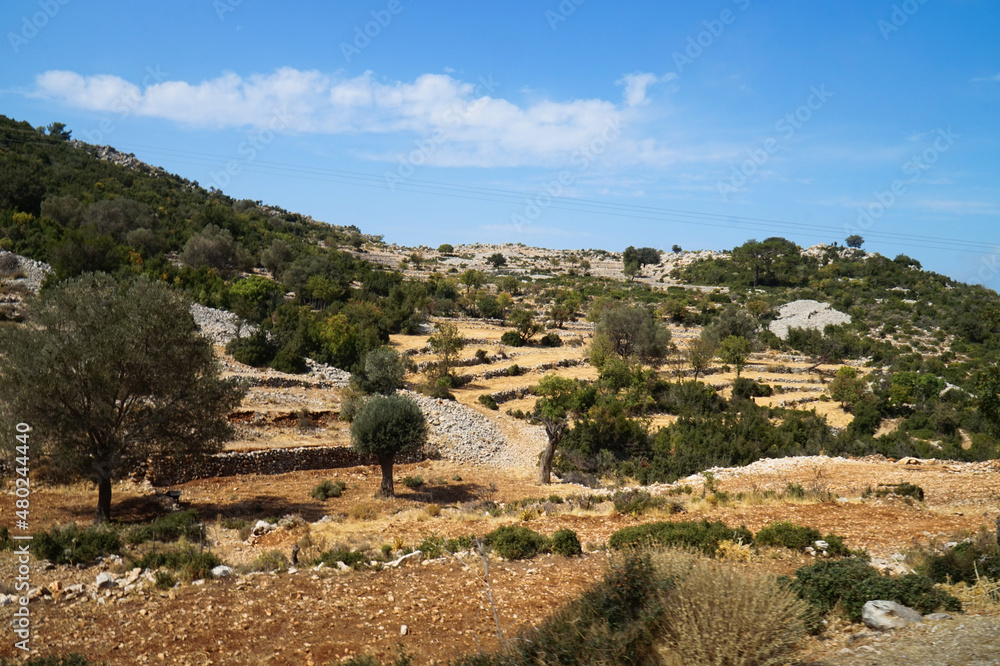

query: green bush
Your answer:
[125,509,202,545]
[452,553,669,666]
[500,331,523,347]
[612,490,667,517]
[248,550,288,573]
[785,557,962,630]
[919,538,1000,585]
[551,529,583,557]
[477,394,499,410]
[755,522,821,551]
[402,475,424,489]
[0,526,13,551]
[132,547,223,582]
[226,329,276,367]
[484,525,550,560]
[539,332,563,347]
[311,479,346,500]
[731,377,774,400]
[608,520,753,556]
[154,570,176,590]
[507,364,525,376]
[315,548,368,569]
[33,523,121,565]
[866,482,925,501]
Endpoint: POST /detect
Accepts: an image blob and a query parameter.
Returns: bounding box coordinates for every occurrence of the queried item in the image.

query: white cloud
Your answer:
[971,72,1000,82]
[34,67,677,167]
[616,72,675,107]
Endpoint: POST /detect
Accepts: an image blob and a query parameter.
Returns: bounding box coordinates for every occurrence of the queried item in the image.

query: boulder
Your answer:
[862,600,924,630]
[251,520,277,537]
[95,572,116,589]
[211,565,234,578]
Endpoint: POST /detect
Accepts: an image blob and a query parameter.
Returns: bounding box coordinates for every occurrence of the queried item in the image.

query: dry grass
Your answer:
[656,556,808,666]
[938,578,1000,614]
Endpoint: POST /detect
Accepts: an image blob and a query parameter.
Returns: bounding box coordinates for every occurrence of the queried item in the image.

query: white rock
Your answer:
[251,520,277,536]
[862,600,924,630]
[211,565,234,578]
[386,551,423,568]
[400,625,408,636]
[814,540,829,551]
[95,572,116,589]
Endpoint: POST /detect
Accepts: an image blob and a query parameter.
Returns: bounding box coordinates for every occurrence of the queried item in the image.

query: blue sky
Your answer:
[2,0,998,286]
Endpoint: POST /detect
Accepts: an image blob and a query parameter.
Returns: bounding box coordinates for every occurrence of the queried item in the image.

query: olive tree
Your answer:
[591,304,672,368]
[718,335,753,379]
[350,394,428,497]
[0,274,247,522]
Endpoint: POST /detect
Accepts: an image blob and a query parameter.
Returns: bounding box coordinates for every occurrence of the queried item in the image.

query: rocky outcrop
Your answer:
[769,300,852,340]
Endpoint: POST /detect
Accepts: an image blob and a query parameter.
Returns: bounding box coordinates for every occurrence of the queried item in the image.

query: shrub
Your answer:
[33,524,121,565]
[338,385,368,423]
[540,332,563,347]
[785,557,962,630]
[125,509,202,545]
[248,550,288,573]
[153,571,176,590]
[474,348,489,362]
[132,547,223,582]
[867,482,925,501]
[500,331,523,347]
[484,525,550,560]
[755,522,822,551]
[349,503,378,520]
[661,560,807,666]
[551,529,583,557]
[612,490,666,517]
[315,548,368,569]
[226,330,276,367]
[920,537,1000,585]
[608,520,753,556]
[402,475,424,489]
[477,394,499,410]
[731,377,774,400]
[507,364,526,377]
[311,479,346,500]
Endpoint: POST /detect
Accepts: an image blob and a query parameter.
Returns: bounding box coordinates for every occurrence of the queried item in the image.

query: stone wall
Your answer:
[146,445,425,486]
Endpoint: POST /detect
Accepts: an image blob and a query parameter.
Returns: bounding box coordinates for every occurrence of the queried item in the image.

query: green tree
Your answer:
[685,336,717,380]
[828,366,869,411]
[354,346,406,395]
[672,244,682,254]
[230,275,282,323]
[534,374,580,484]
[460,269,485,293]
[260,239,294,277]
[845,235,864,249]
[437,243,454,254]
[428,321,465,378]
[592,305,672,368]
[0,274,246,522]
[975,366,1000,438]
[718,335,752,379]
[350,394,428,497]
[508,307,544,345]
[486,252,507,269]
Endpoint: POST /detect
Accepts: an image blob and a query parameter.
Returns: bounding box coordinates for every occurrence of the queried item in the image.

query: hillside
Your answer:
[2,118,1000,665]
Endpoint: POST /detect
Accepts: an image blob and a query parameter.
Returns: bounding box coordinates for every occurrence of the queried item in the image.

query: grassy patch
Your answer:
[609,520,753,556]
[33,523,121,565]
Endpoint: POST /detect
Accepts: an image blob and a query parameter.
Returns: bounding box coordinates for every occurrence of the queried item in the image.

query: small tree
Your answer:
[829,366,869,411]
[592,304,672,368]
[427,321,465,383]
[845,235,864,249]
[350,395,427,497]
[486,252,507,269]
[718,335,752,379]
[508,307,543,345]
[534,375,580,484]
[686,337,717,380]
[437,243,455,254]
[460,269,485,294]
[354,347,406,395]
[672,244,683,254]
[0,274,246,522]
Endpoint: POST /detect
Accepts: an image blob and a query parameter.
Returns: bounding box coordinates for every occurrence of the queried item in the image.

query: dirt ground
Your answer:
[2,321,996,664]
[2,453,999,665]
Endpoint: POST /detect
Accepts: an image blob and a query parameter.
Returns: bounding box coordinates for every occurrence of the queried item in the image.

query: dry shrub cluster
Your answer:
[658,558,807,666]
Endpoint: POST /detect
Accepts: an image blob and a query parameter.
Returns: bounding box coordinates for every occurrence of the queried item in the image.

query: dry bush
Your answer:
[659,559,807,666]
[937,578,1000,614]
[423,503,442,518]
[349,502,379,521]
[716,539,756,563]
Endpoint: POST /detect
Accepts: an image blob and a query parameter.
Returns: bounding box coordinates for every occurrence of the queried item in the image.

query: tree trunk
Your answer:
[538,418,567,485]
[94,475,112,524]
[376,454,396,498]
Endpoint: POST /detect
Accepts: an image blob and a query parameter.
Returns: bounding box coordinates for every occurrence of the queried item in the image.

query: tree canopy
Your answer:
[591,304,672,368]
[350,394,428,497]
[0,273,246,521]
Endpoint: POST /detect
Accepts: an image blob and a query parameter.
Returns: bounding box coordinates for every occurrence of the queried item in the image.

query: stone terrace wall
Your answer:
[146,446,425,486]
